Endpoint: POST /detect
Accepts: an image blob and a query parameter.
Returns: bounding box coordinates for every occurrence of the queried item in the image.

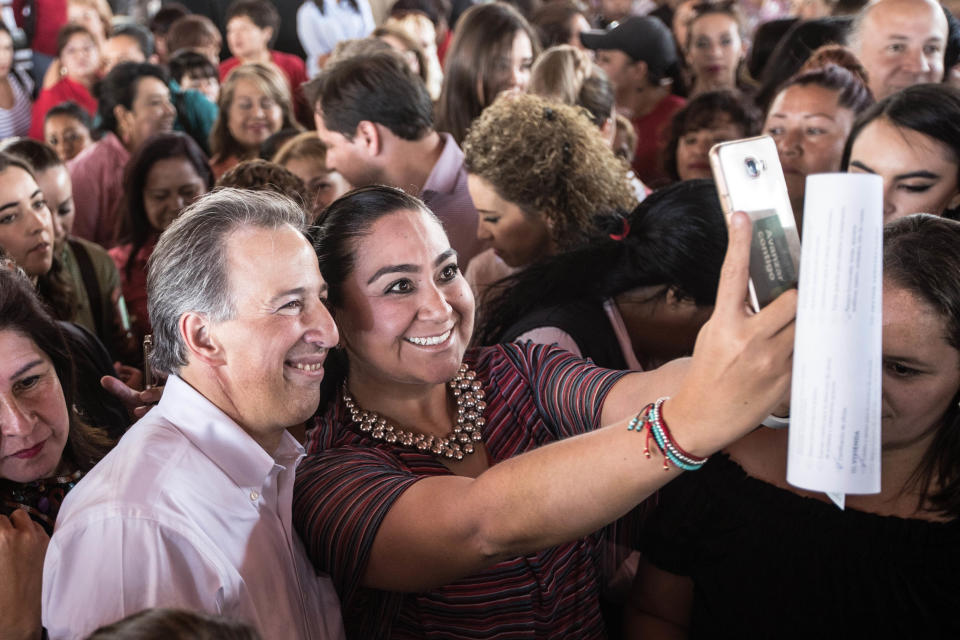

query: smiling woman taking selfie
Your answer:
[293,184,797,638]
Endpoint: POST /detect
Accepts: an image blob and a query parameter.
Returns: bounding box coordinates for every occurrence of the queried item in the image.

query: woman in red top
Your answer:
[219,0,310,125]
[29,24,100,140]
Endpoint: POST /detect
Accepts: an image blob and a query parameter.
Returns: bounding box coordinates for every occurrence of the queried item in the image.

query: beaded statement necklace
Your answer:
[2,469,84,533]
[342,364,486,460]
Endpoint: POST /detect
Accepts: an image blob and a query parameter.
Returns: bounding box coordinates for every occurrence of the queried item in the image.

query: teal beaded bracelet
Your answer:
[626,397,708,472]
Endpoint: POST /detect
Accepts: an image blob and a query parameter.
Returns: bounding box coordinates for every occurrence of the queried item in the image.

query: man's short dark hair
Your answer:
[112,22,155,58]
[226,0,280,36]
[310,51,433,141]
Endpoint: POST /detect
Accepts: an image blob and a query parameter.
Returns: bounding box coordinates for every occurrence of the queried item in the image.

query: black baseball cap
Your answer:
[580,16,678,79]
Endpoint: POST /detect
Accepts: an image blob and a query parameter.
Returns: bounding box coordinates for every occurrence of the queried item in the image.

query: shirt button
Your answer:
[250,491,259,501]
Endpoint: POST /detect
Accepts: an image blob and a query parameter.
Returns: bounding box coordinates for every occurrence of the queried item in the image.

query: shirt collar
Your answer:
[421,132,463,198]
[154,375,305,489]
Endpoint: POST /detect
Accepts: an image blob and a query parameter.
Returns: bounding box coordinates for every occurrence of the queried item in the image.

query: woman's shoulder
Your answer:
[655,450,960,550]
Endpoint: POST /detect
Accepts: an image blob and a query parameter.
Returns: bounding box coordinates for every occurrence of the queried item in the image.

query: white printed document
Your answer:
[786,173,883,504]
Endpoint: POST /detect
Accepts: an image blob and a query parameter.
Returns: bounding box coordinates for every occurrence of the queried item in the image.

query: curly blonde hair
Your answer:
[462,93,636,250]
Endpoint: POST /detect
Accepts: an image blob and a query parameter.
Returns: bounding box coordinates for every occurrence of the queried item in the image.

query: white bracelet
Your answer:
[761,413,790,429]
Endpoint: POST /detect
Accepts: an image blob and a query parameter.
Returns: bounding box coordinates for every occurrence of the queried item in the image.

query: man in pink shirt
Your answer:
[310,51,487,268]
[42,189,345,640]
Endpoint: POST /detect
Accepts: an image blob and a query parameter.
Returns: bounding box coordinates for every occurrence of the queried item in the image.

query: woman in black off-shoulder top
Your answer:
[626,215,960,638]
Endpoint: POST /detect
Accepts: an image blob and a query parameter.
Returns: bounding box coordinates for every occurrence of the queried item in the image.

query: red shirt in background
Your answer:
[13,0,67,57]
[219,50,308,89]
[29,76,97,140]
[630,93,685,188]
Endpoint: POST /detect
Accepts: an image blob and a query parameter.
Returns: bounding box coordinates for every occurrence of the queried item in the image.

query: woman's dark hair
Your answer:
[944,5,960,72]
[45,101,97,140]
[94,62,169,137]
[0,152,76,321]
[662,89,760,182]
[530,0,587,48]
[87,608,261,640]
[1,138,64,173]
[56,23,96,58]
[311,185,438,406]
[474,179,727,345]
[755,16,852,110]
[167,49,219,86]
[0,268,113,477]
[118,132,213,278]
[258,128,301,160]
[112,22,155,59]
[0,22,27,90]
[768,45,873,125]
[436,2,542,144]
[840,84,960,184]
[883,214,960,518]
[747,17,797,81]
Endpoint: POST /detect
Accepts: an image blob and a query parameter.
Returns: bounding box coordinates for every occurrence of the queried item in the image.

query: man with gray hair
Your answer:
[41,189,345,640]
[848,0,948,100]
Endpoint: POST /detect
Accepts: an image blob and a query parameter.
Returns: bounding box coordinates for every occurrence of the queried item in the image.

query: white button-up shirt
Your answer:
[42,375,345,640]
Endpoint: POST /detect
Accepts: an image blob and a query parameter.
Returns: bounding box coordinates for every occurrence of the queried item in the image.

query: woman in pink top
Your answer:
[109,132,213,349]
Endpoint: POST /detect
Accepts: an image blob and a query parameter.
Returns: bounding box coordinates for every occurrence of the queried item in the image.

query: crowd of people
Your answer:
[0,0,958,638]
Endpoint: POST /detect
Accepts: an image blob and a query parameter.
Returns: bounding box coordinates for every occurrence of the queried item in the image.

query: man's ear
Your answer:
[179,311,225,367]
[114,104,131,142]
[356,120,382,156]
[631,59,649,85]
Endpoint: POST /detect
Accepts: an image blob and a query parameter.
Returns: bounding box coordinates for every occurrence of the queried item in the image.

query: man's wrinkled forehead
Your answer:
[861,0,948,34]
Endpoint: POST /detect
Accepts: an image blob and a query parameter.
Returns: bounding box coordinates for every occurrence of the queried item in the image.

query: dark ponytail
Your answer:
[474,179,728,345]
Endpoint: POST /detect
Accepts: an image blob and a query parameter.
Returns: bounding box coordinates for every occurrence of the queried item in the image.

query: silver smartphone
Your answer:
[709,135,801,312]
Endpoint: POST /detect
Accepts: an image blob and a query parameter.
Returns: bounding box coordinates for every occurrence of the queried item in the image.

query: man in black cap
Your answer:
[581,16,685,186]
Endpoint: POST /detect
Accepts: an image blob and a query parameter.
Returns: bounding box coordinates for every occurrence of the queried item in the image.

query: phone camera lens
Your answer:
[744,157,764,178]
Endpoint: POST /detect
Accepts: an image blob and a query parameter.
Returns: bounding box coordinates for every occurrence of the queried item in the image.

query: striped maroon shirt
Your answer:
[294,343,631,638]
